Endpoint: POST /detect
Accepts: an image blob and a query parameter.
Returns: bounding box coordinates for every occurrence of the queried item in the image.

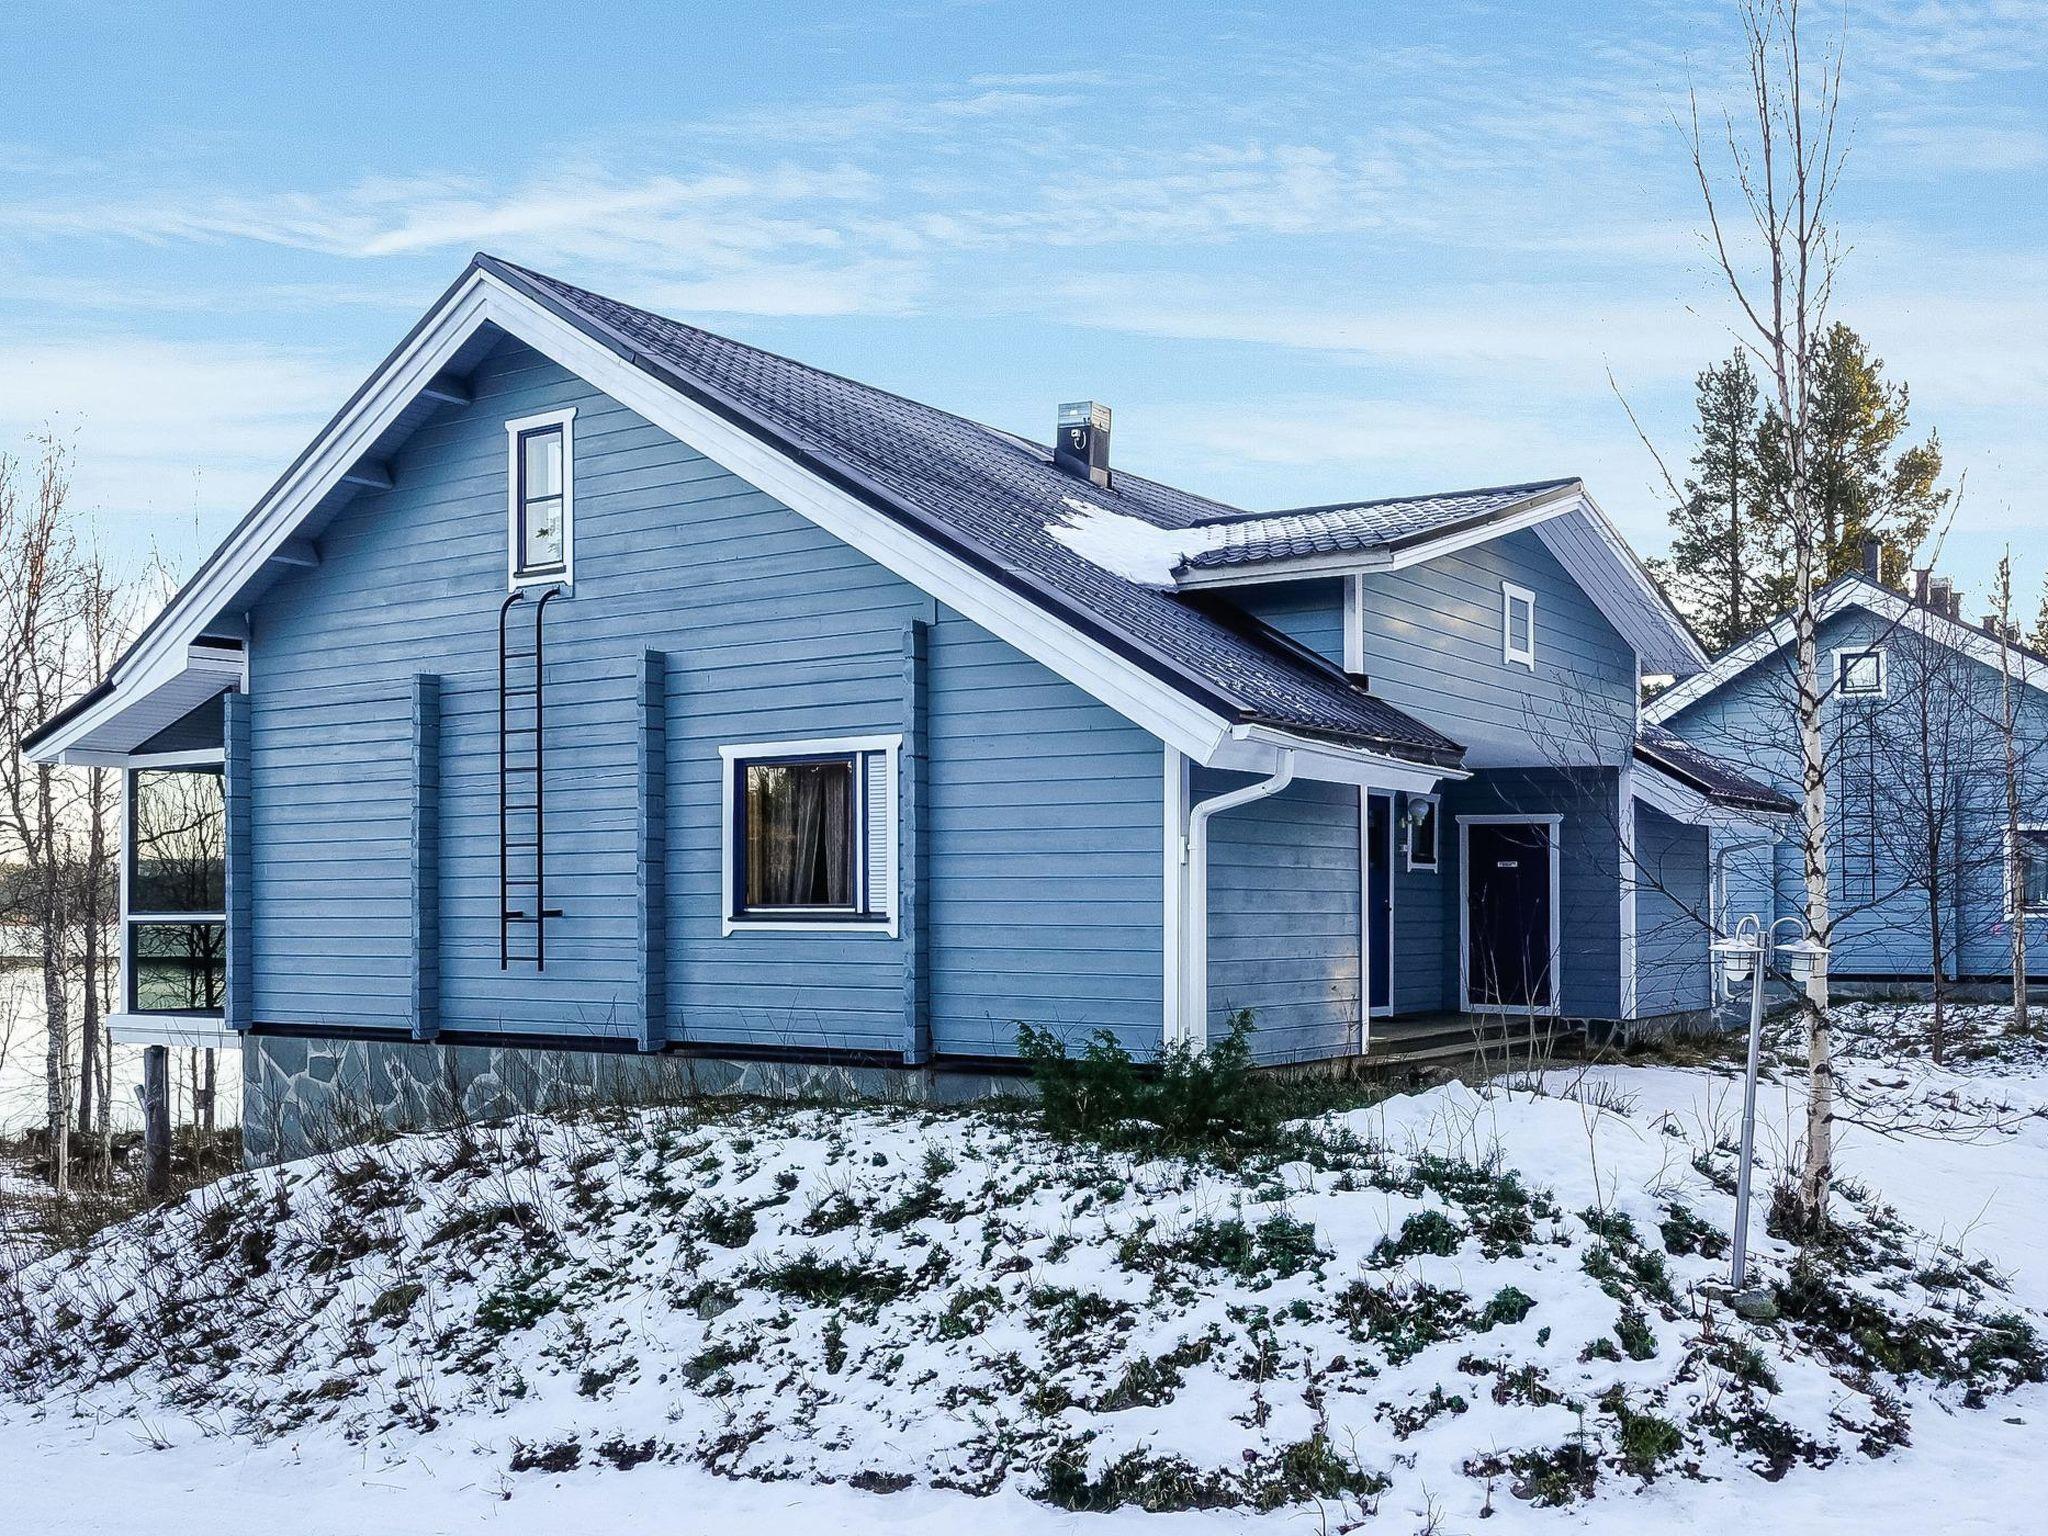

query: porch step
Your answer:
[1364,1015,1577,1068]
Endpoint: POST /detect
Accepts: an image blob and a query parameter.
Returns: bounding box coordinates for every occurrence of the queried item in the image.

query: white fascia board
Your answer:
[107,1013,240,1049]
[1223,723,1465,794]
[1630,757,1790,833]
[1169,489,1583,592]
[1529,497,1707,676]
[47,645,247,765]
[33,270,1249,772]
[1645,577,2048,726]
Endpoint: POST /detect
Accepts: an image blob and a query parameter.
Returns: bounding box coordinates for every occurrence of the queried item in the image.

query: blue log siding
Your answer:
[1355,531,1637,767]
[1230,578,1348,667]
[1197,772,1362,1063]
[1632,802,1711,1018]
[1388,790,1451,1014]
[1439,769,1623,1019]
[246,335,1163,1057]
[1664,600,2048,981]
[223,690,253,1034]
[409,674,440,1042]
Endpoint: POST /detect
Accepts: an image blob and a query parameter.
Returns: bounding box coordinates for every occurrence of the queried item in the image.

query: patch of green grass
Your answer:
[1476,1284,1538,1330]
[1334,1279,1472,1364]
[753,1250,910,1310]
[1371,1208,1464,1265]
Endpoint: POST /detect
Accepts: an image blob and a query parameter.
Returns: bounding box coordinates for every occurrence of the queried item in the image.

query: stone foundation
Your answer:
[241,1034,1020,1166]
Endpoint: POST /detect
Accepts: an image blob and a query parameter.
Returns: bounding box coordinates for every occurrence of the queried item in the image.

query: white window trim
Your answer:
[1455,812,1563,1017]
[1501,582,1537,670]
[1832,644,1887,699]
[1404,791,1441,872]
[2007,823,2048,919]
[506,407,576,590]
[718,733,901,937]
[122,759,229,1020]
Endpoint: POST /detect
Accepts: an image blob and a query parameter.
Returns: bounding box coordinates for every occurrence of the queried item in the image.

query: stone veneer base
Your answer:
[241,1034,1020,1166]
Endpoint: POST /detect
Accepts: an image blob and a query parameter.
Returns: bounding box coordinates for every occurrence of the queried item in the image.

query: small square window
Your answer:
[721,737,899,933]
[507,409,574,586]
[1502,582,1536,669]
[2015,829,2048,916]
[1835,647,1886,698]
[1406,794,1440,871]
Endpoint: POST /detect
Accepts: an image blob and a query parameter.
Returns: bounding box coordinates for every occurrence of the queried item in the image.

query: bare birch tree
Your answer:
[1689,0,1847,1230]
[0,436,84,1191]
[1991,554,2032,1033]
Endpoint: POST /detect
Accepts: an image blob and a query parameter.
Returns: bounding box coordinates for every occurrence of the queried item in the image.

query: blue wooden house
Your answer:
[25,257,1789,1157]
[1649,559,2048,988]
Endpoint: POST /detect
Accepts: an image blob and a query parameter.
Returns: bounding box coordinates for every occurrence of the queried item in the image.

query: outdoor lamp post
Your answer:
[1711,917,1827,1295]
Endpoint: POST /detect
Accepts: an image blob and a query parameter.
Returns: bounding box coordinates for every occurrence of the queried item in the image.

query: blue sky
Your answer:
[1,1,2043,619]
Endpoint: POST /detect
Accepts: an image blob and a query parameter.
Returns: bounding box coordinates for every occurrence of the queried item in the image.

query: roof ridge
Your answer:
[1230,475,1583,525]
[479,253,1248,524]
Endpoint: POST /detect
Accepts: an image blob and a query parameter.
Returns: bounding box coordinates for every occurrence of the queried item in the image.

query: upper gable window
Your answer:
[506,408,575,586]
[1501,582,1536,670]
[1834,646,1886,698]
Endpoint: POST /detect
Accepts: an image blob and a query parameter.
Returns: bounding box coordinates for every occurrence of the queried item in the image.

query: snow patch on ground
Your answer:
[3,1008,2047,1531]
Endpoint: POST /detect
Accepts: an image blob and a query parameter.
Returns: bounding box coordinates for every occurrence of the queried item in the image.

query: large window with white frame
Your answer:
[126,765,227,1013]
[506,408,574,586]
[1501,582,1536,669]
[720,736,899,934]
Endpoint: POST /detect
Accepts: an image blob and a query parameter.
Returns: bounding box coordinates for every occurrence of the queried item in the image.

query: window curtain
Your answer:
[747,761,853,907]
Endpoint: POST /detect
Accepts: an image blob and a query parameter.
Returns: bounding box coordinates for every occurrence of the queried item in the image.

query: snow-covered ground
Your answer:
[2,1003,2046,1534]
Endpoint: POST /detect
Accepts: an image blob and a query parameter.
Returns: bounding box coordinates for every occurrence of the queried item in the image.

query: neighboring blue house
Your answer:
[1648,561,2048,987]
[25,256,1789,1159]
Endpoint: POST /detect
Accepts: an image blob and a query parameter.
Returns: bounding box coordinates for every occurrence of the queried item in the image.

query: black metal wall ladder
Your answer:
[499,586,563,969]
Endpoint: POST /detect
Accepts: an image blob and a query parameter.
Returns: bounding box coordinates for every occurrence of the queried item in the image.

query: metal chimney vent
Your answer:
[1055,401,1112,488]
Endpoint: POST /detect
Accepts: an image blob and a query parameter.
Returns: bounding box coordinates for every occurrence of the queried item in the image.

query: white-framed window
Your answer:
[718,734,900,936]
[124,762,227,1014]
[506,407,575,587]
[2011,826,2048,917]
[1405,792,1440,871]
[1501,582,1536,669]
[1833,645,1886,698]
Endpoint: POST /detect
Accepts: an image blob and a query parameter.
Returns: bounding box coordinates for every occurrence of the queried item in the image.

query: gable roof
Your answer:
[1644,572,2048,727]
[487,260,1462,767]
[1184,479,1581,570]
[27,256,1461,781]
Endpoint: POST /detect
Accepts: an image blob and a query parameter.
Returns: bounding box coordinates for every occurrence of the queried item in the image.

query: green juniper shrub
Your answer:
[1017,1011,1277,1154]
[1614,1305,1659,1360]
[1603,1387,1685,1479]
[1476,1285,1538,1331]
[1371,1208,1464,1265]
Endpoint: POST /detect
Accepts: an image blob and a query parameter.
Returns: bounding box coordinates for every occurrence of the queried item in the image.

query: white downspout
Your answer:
[1183,750,1296,1050]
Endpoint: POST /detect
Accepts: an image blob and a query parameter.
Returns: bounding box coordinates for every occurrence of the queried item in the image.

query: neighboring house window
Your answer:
[719,736,899,933]
[506,408,575,585]
[1834,646,1886,698]
[1837,733,1878,900]
[127,766,227,1014]
[2013,827,2048,916]
[1406,793,1440,871]
[1501,582,1536,669]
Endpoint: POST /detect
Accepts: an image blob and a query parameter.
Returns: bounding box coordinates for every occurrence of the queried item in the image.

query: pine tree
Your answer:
[1758,322,1947,593]
[1665,351,1770,651]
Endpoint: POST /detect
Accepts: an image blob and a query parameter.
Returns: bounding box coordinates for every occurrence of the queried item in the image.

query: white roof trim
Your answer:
[1645,576,2048,726]
[24,266,1441,786]
[1631,756,1791,833]
[45,643,245,766]
[1173,489,1706,677]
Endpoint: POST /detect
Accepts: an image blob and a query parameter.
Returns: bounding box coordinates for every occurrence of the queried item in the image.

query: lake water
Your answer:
[0,966,241,1136]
